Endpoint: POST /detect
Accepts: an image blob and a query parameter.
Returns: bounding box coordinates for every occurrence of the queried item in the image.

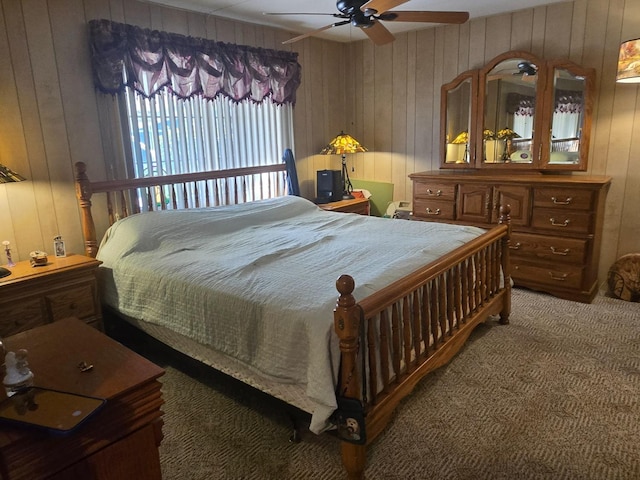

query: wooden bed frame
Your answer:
[75,162,512,479]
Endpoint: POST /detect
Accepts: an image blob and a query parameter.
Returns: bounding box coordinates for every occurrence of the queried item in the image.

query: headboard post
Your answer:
[74,162,99,258]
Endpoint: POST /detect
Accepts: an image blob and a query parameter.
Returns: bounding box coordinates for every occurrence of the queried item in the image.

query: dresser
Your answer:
[0,254,102,337]
[0,317,164,479]
[409,171,611,303]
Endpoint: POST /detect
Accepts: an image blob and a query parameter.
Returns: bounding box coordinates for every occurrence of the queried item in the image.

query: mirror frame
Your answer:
[541,59,595,171]
[440,71,478,168]
[440,50,595,172]
[477,51,547,169]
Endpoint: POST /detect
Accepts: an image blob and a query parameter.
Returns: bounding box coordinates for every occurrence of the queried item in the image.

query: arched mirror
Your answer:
[441,73,476,166]
[481,54,541,165]
[545,62,593,170]
[440,50,594,171]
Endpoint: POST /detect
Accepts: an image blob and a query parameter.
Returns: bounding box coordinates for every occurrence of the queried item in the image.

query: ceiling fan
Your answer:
[265,0,470,46]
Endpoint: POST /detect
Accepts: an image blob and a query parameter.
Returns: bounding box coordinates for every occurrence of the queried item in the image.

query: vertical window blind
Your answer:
[121,90,294,207]
[123,89,294,178]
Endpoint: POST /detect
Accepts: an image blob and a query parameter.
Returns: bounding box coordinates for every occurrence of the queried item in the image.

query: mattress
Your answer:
[96,195,486,433]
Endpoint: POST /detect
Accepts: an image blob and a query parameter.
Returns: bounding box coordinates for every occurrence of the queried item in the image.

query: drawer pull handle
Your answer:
[550,218,570,227]
[550,246,570,256]
[425,208,441,215]
[509,242,521,250]
[426,189,442,196]
[548,272,569,281]
[551,196,572,205]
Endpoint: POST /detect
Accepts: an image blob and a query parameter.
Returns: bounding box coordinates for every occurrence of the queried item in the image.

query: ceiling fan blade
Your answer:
[263,12,341,17]
[361,0,409,15]
[382,11,470,24]
[363,21,395,46]
[281,21,349,45]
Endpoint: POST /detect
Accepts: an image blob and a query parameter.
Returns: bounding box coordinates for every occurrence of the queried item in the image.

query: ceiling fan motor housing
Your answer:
[337,0,368,16]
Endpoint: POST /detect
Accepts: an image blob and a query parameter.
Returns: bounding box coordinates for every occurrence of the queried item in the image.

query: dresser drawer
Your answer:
[509,233,587,265]
[414,182,456,201]
[533,188,594,210]
[0,298,45,337]
[531,208,592,234]
[512,261,584,290]
[412,199,455,220]
[45,284,98,322]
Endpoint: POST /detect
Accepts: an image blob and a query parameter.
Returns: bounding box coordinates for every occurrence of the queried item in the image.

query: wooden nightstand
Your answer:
[318,197,370,215]
[0,317,164,479]
[0,254,102,337]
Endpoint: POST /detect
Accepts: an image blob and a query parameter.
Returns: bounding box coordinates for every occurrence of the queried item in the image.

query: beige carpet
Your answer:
[121,288,640,479]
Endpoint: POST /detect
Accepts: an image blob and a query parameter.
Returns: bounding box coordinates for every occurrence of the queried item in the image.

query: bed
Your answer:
[74,161,512,479]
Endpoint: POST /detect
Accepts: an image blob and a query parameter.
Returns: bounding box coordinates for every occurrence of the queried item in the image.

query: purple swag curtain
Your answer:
[88,19,302,105]
[506,90,583,117]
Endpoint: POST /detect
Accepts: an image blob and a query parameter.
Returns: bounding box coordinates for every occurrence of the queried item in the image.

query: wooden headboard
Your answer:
[74,162,288,258]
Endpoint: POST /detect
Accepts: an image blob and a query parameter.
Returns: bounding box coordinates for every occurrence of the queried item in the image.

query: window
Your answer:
[89,19,302,206]
[122,88,294,178]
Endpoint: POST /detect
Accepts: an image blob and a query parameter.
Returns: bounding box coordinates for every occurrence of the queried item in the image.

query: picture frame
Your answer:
[54,236,66,258]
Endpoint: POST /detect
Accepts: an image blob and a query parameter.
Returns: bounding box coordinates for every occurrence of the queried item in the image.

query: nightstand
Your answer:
[318,197,370,215]
[0,318,164,479]
[0,254,102,337]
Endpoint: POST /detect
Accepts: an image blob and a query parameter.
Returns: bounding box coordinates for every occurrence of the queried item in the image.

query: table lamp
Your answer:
[497,127,521,162]
[320,132,368,199]
[451,130,469,163]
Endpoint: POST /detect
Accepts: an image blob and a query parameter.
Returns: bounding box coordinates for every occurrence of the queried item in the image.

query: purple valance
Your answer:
[506,93,536,116]
[89,19,301,105]
[554,89,583,114]
[507,90,583,117]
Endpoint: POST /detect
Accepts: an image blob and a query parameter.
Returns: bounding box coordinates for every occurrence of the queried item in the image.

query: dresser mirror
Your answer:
[482,56,540,165]
[546,62,592,169]
[442,73,475,166]
[440,51,594,171]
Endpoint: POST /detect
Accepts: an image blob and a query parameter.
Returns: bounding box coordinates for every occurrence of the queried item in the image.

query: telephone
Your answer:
[385,201,412,219]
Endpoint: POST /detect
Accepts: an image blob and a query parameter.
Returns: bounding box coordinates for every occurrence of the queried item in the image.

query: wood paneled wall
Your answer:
[0,0,638,291]
[344,0,640,289]
[0,0,347,262]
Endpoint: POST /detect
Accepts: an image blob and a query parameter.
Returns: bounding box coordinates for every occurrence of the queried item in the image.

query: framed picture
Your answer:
[54,236,66,258]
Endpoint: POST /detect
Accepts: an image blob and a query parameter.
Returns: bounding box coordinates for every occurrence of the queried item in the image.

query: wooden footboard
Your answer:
[334,210,511,479]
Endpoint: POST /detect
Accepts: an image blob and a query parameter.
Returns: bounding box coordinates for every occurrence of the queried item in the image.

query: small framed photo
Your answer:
[54,235,66,258]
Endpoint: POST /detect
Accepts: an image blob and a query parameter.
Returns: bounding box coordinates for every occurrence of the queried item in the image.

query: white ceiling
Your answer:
[140,0,568,43]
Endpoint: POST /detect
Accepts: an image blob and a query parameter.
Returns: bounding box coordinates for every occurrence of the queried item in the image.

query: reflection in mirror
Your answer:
[549,68,585,164]
[483,58,537,163]
[444,78,472,164]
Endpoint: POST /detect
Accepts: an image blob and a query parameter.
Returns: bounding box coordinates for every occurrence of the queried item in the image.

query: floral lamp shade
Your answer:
[320,132,368,155]
[617,38,640,83]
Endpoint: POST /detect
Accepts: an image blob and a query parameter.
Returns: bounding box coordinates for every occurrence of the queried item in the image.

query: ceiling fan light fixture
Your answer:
[517,61,538,76]
[351,11,374,28]
[337,0,360,15]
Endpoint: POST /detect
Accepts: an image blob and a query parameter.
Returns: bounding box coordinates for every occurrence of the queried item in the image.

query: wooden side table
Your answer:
[0,317,165,479]
[318,197,370,215]
[0,254,102,337]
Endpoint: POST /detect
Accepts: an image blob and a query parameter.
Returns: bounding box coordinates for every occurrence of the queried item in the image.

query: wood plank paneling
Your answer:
[347,0,640,286]
[1,0,639,292]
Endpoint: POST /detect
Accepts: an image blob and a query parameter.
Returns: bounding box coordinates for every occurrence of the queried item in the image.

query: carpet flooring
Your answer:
[126,288,639,479]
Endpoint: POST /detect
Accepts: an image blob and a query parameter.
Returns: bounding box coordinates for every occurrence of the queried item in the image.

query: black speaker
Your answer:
[316,170,342,203]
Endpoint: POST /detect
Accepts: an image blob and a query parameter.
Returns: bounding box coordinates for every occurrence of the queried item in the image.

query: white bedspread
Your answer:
[96,196,486,433]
